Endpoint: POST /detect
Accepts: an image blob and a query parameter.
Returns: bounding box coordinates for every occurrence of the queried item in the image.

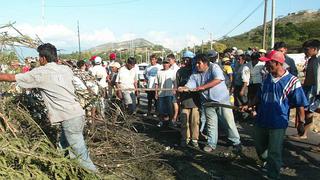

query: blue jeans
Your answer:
[158,96,174,116]
[200,105,206,132]
[205,106,241,148]
[60,116,97,172]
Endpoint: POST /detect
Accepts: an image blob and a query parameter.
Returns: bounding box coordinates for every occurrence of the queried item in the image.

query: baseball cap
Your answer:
[222,57,231,62]
[89,55,97,62]
[208,50,218,58]
[258,49,266,54]
[236,49,244,56]
[94,56,102,64]
[109,62,121,68]
[182,51,195,59]
[259,50,285,63]
[109,53,116,60]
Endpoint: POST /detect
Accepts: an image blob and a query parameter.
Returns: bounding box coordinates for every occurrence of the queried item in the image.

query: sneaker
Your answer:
[191,140,199,149]
[142,113,148,117]
[153,114,158,118]
[203,145,215,152]
[157,121,163,128]
[233,144,242,153]
[169,120,178,128]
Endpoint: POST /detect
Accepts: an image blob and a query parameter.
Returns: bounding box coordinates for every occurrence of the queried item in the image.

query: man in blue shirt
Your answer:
[179,54,241,152]
[242,50,308,179]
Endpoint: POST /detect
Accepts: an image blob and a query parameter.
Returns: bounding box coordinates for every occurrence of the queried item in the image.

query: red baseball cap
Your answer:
[259,50,285,63]
[109,53,116,60]
[89,55,97,61]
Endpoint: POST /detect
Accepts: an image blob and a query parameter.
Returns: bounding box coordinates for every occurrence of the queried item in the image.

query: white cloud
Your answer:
[146,30,201,51]
[81,28,116,47]
[1,23,201,53]
[119,33,137,41]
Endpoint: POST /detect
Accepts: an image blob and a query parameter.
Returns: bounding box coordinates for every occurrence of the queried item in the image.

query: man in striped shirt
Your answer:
[242,50,308,179]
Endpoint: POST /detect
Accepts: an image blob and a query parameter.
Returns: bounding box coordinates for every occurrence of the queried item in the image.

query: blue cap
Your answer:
[208,50,218,58]
[182,51,195,58]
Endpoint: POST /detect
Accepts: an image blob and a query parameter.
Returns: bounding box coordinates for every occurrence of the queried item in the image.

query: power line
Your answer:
[218,0,264,40]
[45,0,140,8]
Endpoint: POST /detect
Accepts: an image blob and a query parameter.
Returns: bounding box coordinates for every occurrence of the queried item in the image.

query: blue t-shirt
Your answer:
[256,71,309,129]
[185,63,230,104]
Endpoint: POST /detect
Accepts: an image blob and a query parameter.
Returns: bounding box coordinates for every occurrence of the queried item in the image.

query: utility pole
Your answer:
[271,0,276,49]
[201,40,204,53]
[77,20,81,60]
[209,32,213,50]
[262,0,268,50]
[145,48,148,63]
[201,27,213,50]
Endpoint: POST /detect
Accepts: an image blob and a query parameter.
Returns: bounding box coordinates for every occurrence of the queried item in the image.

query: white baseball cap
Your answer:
[94,56,102,64]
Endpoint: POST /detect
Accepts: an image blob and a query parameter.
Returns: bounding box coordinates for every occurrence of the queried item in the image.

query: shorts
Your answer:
[171,95,177,103]
[158,96,173,116]
[122,91,136,106]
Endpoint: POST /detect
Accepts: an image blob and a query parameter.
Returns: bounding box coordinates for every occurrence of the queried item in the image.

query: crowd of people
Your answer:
[0,39,319,179]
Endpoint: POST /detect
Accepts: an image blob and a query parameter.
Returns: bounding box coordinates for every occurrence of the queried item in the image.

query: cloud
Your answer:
[119,33,138,41]
[146,31,200,51]
[1,23,201,53]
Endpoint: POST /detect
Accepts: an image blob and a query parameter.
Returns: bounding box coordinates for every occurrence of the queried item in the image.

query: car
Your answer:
[136,63,148,88]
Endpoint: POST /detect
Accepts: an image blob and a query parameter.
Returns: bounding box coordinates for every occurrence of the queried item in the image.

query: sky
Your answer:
[0,0,319,56]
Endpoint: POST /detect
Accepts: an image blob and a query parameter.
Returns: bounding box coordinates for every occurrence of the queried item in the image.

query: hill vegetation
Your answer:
[218,10,320,52]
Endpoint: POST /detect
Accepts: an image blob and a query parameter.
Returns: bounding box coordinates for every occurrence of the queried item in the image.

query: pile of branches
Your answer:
[88,100,175,179]
[0,23,42,49]
[0,93,98,179]
[0,88,175,179]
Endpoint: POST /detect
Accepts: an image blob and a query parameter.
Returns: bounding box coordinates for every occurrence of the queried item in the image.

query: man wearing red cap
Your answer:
[109,52,116,62]
[242,50,308,179]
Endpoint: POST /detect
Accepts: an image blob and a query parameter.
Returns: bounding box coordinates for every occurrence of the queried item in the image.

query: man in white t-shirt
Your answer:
[145,54,162,116]
[89,56,108,89]
[167,53,180,125]
[155,58,176,128]
[115,57,138,114]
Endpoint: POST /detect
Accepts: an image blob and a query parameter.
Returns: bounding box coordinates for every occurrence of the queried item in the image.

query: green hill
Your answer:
[218,10,320,52]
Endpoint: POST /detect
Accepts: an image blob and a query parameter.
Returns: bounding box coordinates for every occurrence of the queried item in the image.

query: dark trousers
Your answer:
[248,83,261,105]
[147,91,157,112]
[234,85,249,120]
[254,126,286,179]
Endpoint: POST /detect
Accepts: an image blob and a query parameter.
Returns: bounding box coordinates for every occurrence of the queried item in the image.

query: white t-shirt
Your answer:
[115,66,137,92]
[145,64,162,88]
[155,69,176,97]
[170,63,180,74]
[89,65,108,88]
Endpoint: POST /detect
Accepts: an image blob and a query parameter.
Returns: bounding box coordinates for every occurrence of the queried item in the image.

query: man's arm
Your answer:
[196,79,222,91]
[0,74,16,82]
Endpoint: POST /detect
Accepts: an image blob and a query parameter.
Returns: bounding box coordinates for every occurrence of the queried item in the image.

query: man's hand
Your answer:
[239,105,249,112]
[195,86,205,91]
[177,86,188,92]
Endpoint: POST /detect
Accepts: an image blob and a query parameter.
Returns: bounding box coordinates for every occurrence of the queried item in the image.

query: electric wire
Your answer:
[218,0,264,40]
